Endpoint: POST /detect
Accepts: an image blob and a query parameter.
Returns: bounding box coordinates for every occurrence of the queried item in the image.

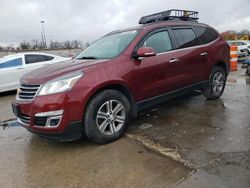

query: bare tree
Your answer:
[49,40,56,49]
[71,40,81,49]
[19,41,31,50]
[38,41,45,49]
[49,40,64,49]
[63,40,73,49]
[31,39,39,49]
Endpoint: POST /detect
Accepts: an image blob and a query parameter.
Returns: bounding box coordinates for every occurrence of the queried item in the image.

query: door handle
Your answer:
[200,52,208,56]
[169,58,179,63]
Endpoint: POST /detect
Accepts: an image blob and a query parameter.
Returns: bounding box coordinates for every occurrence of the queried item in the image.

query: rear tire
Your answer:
[83,90,131,144]
[202,66,226,100]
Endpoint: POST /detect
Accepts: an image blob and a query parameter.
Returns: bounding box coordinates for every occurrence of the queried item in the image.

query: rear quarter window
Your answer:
[0,58,23,69]
[196,27,219,44]
[25,54,54,64]
[172,28,200,49]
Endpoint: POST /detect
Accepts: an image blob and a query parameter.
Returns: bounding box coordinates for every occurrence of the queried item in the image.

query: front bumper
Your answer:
[12,101,82,141]
[11,88,88,141]
[26,120,82,142]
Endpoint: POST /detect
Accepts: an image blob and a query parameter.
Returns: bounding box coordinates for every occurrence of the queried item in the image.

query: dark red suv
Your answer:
[12,10,230,143]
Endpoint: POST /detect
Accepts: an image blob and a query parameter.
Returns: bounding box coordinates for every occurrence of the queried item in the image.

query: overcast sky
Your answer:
[0,0,250,46]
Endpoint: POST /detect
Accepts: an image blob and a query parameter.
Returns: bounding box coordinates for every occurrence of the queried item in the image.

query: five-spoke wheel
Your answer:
[84,90,131,144]
[96,100,126,135]
[203,66,226,100]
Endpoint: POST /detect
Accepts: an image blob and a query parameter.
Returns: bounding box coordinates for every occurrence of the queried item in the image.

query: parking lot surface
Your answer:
[128,68,250,188]
[0,65,249,188]
[0,128,192,188]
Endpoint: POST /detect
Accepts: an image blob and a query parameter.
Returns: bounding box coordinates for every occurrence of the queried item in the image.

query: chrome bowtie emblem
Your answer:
[17,88,21,95]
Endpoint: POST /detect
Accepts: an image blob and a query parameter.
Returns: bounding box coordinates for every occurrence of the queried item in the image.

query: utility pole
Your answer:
[40,20,46,48]
[41,31,44,48]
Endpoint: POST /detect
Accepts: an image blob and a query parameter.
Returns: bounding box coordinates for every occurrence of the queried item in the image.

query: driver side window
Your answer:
[143,31,173,54]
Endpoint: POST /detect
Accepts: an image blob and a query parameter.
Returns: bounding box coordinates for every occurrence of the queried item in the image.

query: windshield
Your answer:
[76,30,138,59]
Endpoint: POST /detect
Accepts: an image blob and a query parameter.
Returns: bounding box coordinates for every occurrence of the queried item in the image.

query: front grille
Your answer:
[18,83,41,101]
[18,114,31,125]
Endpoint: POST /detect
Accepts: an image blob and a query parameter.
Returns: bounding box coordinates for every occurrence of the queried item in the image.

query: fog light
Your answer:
[41,115,62,127]
[35,110,63,128]
[49,116,61,127]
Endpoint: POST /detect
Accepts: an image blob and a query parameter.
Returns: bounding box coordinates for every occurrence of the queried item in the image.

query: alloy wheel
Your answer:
[96,100,126,135]
[212,72,225,95]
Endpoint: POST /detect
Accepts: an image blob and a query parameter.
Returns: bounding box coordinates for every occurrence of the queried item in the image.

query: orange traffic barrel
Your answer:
[230,45,238,71]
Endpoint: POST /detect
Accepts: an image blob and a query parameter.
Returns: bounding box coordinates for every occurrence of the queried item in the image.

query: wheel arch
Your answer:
[83,81,137,118]
[214,61,229,75]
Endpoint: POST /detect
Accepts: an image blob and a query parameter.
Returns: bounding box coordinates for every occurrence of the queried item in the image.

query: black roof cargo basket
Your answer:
[139,9,199,24]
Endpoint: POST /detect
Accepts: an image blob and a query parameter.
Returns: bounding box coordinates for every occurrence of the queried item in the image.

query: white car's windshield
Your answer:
[76,30,138,60]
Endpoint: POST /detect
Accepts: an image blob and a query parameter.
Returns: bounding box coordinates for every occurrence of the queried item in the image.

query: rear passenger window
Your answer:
[196,27,218,44]
[172,28,199,49]
[25,55,54,64]
[143,31,173,53]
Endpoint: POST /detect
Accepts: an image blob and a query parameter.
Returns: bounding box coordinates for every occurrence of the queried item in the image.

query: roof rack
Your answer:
[139,9,199,24]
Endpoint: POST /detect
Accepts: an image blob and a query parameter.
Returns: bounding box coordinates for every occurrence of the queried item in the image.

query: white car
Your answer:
[228,40,250,59]
[0,52,70,92]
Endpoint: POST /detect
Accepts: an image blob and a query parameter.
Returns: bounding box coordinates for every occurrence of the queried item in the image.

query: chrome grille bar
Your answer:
[17,83,41,101]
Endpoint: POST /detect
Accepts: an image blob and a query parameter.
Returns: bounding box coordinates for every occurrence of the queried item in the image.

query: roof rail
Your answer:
[139,9,199,24]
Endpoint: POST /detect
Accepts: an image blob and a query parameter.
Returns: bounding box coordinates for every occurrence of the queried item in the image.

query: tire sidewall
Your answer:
[208,67,226,98]
[84,90,131,143]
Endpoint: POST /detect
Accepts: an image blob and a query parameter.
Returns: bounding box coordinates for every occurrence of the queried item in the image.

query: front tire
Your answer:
[84,90,131,144]
[202,66,226,100]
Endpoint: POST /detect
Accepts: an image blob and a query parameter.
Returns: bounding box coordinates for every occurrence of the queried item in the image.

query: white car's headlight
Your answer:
[37,72,83,96]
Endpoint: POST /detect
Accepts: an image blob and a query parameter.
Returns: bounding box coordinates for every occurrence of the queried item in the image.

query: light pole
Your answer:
[40,20,46,48]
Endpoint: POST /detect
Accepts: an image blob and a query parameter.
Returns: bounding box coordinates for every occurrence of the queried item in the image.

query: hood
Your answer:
[21,59,109,84]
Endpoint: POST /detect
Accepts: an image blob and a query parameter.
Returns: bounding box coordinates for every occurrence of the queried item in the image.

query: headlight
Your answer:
[37,72,83,96]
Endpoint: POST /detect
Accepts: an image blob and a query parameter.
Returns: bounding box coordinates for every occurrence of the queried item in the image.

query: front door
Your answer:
[133,28,182,101]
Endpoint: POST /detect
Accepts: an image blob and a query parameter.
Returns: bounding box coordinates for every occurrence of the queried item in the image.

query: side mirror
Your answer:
[136,47,156,59]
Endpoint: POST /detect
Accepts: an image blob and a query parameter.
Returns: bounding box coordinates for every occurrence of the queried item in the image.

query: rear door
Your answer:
[194,26,220,80]
[169,27,206,88]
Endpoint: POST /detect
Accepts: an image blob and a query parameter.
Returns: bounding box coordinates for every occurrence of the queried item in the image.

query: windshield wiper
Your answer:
[77,56,98,60]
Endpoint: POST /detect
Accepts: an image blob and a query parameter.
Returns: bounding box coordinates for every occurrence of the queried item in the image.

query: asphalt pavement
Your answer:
[0,65,249,188]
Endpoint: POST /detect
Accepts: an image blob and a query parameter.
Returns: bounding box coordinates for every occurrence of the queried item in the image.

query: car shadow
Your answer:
[0,90,16,97]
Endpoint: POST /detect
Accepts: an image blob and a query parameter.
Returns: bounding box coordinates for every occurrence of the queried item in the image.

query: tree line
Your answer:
[0,39,90,51]
[221,29,250,41]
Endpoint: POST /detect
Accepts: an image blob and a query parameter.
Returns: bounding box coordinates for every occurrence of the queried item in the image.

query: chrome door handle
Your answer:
[200,52,208,56]
[169,58,179,63]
